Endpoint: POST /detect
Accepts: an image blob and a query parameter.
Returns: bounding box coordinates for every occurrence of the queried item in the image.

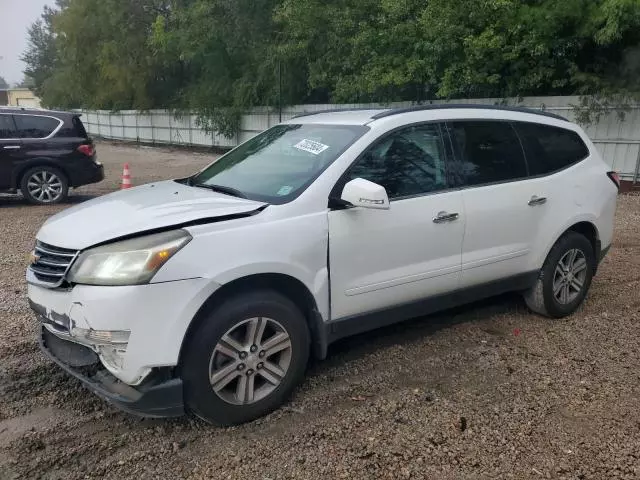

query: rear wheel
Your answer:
[181,290,310,426]
[524,231,595,318]
[20,166,69,205]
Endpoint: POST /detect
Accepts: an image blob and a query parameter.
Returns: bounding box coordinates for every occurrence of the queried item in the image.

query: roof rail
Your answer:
[370,104,567,121]
[0,105,46,111]
[292,107,384,119]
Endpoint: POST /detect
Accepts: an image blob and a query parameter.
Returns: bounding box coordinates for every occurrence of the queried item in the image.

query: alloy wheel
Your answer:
[209,317,292,405]
[27,171,64,203]
[552,248,588,305]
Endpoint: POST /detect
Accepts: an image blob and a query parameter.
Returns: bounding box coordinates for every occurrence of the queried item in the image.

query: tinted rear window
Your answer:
[0,114,16,139]
[56,116,89,138]
[514,123,589,175]
[14,115,60,139]
[73,116,88,137]
[447,121,528,187]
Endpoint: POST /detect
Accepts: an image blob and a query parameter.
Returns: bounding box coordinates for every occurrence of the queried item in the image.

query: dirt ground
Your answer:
[0,141,639,480]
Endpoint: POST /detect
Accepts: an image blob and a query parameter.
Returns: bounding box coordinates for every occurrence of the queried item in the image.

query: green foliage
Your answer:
[21,0,640,135]
[17,76,36,88]
[20,2,59,99]
[0,77,8,89]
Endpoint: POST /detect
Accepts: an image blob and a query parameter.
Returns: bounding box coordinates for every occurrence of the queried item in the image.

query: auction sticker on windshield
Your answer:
[294,139,330,155]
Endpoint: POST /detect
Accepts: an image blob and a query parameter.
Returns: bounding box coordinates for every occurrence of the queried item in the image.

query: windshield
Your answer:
[190,123,368,204]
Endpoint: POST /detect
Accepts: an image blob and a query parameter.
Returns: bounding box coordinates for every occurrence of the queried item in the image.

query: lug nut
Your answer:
[258,350,265,358]
[237,363,245,371]
[246,369,254,376]
[250,345,258,353]
[239,352,248,359]
[257,362,264,370]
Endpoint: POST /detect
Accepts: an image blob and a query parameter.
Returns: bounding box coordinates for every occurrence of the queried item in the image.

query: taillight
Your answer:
[607,171,620,190]
[77,144,94,157]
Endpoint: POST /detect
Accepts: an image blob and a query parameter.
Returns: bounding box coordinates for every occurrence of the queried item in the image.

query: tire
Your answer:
[20,166,69,205]
[523,231,596,318]
[181,289,310,426]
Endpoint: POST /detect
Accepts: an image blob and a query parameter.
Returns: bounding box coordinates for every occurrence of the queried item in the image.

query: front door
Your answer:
[328,122,465,320]
[0,114,21,189]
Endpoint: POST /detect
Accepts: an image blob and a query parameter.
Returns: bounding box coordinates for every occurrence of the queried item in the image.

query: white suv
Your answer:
[27,105,619,425]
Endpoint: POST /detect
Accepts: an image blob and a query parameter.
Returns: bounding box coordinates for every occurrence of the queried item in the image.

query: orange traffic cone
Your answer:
[121,163,132,189]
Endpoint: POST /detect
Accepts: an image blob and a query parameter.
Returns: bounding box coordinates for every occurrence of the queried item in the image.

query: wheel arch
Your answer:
[540,220,601,271]
[178,273,329,368]
[566,221,600,258]
[14,158,70,190]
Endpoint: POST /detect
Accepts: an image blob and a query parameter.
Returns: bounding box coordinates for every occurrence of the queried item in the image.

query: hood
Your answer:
[37,181,267,250]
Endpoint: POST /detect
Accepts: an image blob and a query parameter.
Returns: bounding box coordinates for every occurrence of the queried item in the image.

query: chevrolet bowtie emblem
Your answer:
[29,251,40,265]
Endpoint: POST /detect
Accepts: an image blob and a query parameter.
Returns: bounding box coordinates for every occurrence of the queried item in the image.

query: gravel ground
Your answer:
[1,141,639,480]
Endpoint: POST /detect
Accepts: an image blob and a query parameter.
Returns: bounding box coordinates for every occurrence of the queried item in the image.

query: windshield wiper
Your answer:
[192,183,248,199]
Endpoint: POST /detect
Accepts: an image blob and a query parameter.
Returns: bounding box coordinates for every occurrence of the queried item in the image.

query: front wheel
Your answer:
[524,231,596,318]
[181,290,310,426]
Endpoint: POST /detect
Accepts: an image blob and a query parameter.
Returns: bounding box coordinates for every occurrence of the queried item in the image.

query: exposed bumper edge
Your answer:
[599,244,611,263]
[38,327,184,418]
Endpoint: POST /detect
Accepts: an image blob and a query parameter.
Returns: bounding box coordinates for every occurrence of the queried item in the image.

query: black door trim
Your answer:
[327,270,539,342]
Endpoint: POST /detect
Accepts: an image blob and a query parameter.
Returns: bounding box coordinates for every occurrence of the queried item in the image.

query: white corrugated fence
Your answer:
[77,96,640,182]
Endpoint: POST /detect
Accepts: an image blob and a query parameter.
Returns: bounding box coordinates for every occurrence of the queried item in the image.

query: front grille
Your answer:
[29,241,78,286]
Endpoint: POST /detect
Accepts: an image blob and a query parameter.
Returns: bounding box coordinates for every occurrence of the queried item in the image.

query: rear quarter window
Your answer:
[514,122,590,176]
[56,116,89,138]
[14,115,61,139]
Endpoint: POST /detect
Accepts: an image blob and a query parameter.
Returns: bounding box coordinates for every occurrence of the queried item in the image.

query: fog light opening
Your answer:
[70,327,130,347]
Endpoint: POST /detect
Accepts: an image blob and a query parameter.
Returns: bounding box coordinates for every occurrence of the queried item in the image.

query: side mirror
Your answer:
[340,178,390,210]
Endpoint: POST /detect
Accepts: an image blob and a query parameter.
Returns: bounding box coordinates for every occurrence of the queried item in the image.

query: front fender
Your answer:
[151,210,331,321]
[211,261,330,321]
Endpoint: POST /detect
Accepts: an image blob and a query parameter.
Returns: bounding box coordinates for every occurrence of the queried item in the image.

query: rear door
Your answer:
[0,114,21,189]
[13,113,64,165]
[446,120,548,288]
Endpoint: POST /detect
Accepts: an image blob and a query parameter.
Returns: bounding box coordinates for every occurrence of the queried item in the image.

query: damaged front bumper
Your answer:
[39,325,184,417]
[26,277,220,418]
[26,277,217,385]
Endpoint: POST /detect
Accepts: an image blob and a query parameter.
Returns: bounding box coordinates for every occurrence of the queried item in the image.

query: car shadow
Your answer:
[0,193,99,208]
[310,292,527,373]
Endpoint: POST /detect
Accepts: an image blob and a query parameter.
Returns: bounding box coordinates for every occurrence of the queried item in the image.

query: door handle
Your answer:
[433,211,459,223]
[528,195,547,206]
[2,145,20,150]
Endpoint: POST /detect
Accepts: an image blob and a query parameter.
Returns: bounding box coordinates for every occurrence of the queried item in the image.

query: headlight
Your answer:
[68,230,191,286]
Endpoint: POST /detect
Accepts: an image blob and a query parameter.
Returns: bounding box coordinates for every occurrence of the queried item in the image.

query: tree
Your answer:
[151,0,292,136]
[21,0,640,133]
[21,2,61,99]
[276,0,640,104]
[0,76,8,89]
[16,76,36,88]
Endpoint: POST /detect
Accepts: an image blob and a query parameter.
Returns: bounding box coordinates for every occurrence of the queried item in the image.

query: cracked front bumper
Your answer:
[27,277,220,385]
[39,326,184,417]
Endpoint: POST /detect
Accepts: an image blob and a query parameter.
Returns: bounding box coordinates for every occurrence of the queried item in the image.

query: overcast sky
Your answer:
[0,0,54,85]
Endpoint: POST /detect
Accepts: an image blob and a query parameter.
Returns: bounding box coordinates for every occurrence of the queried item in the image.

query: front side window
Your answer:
[14,115,60,139]
[345,123,448,199]
[0,115,17,139]
[514,122,589,175]
[191,124,368,204]
[447,121,527,187]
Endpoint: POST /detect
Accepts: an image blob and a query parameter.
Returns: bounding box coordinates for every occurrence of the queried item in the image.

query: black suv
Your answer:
[0,107,104,204]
